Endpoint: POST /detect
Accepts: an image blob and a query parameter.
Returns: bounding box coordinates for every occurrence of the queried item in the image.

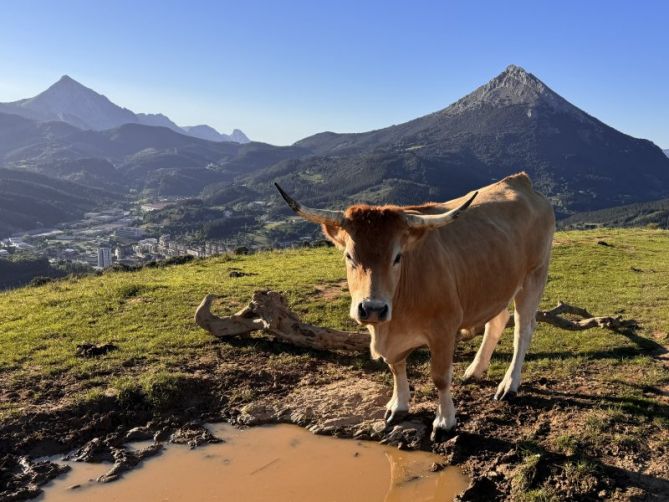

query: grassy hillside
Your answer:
[2,228,668,499]
[560,197,669,230]
[1,228,667,415]
[0,167,113,237]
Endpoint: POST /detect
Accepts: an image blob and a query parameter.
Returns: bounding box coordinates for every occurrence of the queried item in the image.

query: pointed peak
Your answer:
[493,64,543,89]
[46,75,92,95]
[55,74,82,86]
[503,64,528,74]
[444,65,572,115]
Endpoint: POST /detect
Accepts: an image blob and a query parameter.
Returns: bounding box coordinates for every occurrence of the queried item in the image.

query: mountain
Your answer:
[559,197,669,229]
[0,110,305,197]
[0,75,249,143]
[664,149,669,157]
[280,65,669,213]
[182,125,250,143]
[0,167,115,237]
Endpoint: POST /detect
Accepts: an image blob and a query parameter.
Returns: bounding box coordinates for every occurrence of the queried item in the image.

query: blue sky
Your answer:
[1,0,668,146]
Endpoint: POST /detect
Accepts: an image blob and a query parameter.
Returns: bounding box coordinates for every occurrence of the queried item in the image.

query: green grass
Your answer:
[1,229,668,416]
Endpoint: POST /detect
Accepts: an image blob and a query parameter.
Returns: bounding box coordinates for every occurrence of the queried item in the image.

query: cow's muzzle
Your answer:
[357,299,390,324]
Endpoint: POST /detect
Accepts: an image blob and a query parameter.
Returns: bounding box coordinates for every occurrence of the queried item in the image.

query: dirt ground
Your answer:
[1,332,668,502]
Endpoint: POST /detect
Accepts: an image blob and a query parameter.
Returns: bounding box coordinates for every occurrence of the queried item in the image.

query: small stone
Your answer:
[431,462,445,472]
[153,428,171,442]
[125,426,153,442]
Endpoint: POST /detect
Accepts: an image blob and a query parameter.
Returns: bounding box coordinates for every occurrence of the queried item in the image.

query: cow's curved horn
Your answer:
[275,183,344,226]
[403,191,478,229]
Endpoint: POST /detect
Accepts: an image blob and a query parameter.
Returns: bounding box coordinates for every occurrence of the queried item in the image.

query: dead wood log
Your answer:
[195,291,370,352]
[195,292,638,353]
[533,301,639,332]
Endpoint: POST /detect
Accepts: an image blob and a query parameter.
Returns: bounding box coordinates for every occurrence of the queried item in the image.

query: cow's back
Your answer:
[399,172,554,328]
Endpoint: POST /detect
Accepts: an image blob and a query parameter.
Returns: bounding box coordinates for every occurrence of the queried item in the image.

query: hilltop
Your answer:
[1,228,668,500]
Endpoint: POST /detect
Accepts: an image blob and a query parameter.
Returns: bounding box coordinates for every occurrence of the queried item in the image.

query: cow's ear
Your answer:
[321,223,346,250]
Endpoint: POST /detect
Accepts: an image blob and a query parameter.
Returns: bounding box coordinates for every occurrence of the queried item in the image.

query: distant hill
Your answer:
[0,256,66,290]
[0,75,249,143]
[0,111,305,196]
[0,167,114,236]
[664,149,669,157]
[559,197,669,229]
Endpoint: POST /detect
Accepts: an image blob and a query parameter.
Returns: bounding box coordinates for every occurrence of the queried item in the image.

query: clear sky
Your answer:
[1,0,667,147]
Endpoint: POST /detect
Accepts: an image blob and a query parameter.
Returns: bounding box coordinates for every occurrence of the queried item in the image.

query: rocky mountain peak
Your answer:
[445,64,572,115]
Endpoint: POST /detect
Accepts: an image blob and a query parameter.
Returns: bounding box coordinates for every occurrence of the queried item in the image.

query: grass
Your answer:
[1,228,668,418]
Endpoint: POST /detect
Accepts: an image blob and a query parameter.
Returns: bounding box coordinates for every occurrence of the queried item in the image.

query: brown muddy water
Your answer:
[38,423,469,501]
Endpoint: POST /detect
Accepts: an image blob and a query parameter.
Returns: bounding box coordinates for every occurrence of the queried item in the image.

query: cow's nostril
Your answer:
[358,303,368,319]
[379,304,389,320]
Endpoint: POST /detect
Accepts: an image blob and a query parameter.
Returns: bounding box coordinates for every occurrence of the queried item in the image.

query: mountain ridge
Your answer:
[0,75,250,143]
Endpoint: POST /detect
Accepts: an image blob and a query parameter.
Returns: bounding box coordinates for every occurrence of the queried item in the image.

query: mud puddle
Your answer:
[38,423,468,501]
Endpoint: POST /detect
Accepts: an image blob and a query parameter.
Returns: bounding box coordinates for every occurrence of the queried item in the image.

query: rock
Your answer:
[431,462,446,472]
[289,407,314,425]
[0,455,70,501]
[97,443,163,483]
[238,403,277,426]
[440,434,470,465]
[379,420,427,449]
[169,424,223,449]
[153,428,171,442]
[124,426,153,442]
[455,476,500,501]
[65,438,114,463]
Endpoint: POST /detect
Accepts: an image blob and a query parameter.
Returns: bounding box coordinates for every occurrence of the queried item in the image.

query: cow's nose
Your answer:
[358,300,390,323]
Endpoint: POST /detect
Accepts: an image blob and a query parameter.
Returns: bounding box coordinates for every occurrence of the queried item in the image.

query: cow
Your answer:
[275,172,555,439]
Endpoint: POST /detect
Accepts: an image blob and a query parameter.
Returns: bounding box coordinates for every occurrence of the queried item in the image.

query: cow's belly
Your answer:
[459,278,521,327]
[460,300,512,329]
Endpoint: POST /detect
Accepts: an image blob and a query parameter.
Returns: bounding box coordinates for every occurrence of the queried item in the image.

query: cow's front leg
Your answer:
[429,336,457,441]
[385,360,410,425]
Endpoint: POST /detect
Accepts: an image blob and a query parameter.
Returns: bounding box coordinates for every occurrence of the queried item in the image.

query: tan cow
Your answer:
[276,173,555,439]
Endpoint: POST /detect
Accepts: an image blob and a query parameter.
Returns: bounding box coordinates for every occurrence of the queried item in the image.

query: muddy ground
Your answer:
[1,333,668,501]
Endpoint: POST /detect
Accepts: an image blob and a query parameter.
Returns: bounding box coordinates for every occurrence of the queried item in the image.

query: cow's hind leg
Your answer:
[495,265,548,401]
[463,308,510,381]
[385,359,410,425]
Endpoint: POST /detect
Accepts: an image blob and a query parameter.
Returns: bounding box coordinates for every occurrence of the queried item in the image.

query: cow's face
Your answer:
[274,184,477,326]
[322,207,415,325]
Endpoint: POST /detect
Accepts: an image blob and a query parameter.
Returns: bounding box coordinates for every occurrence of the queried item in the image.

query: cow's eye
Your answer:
[345,252,356,266]
[394,253,402,265]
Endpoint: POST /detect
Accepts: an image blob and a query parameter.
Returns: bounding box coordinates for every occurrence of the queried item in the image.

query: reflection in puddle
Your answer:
[39,423,468,501]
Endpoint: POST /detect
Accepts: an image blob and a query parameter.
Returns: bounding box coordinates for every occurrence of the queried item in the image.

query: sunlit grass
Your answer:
[1,228,668,415]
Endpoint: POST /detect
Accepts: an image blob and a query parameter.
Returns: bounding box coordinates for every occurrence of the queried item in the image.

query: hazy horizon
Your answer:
[1,0,668,147]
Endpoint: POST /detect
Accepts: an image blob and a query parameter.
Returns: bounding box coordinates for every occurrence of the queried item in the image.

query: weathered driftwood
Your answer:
[195,291,638,353]
[195,291,370,352]
[533,301,639,332]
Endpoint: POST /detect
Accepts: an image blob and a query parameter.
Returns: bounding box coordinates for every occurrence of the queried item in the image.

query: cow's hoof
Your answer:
[384,408,409,426]
[462,365,485,383]
[461,374,481,385]
[430,425,456,443]
[494,389,518,402]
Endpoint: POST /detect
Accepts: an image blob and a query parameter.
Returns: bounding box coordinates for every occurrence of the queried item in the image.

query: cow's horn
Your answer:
[275,183,344,226]
[403,191,478,229]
